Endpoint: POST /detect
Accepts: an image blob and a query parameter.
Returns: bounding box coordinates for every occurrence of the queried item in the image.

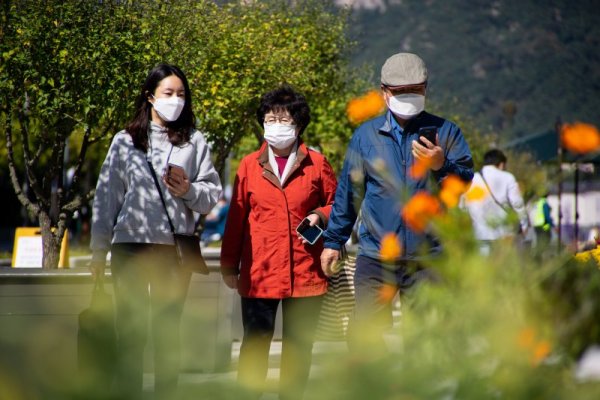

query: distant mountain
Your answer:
[340,0,600,140]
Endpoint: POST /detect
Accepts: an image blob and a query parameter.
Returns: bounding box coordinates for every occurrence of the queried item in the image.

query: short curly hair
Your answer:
[256,84,311,136]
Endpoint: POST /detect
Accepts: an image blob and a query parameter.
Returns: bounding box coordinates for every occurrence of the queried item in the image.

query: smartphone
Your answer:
[296,217,324,245]
[167,163,185,184]
[418,126,438,146]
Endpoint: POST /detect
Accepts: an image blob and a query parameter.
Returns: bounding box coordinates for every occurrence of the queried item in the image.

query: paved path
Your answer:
[143,340,349,399]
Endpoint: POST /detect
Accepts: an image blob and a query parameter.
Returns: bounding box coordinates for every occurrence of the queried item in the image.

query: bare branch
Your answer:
[4,109,40,216]
[65,125,92,202]
[62,189,94,213]
[17,111,48,209]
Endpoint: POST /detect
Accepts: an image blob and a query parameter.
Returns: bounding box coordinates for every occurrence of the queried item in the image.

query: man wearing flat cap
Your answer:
[321,52,474,354]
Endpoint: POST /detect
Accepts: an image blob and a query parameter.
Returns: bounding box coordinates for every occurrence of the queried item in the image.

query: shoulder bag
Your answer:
[147,159,209,274]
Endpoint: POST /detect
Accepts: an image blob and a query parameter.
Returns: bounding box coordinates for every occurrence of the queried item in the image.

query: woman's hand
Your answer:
[297,213,321,244]
[89,261,106,281]
[163,169,191,197]
[222,274,239,289]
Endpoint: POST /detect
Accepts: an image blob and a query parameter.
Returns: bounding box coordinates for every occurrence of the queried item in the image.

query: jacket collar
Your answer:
[378,110,428,135]
[257,139,309,188]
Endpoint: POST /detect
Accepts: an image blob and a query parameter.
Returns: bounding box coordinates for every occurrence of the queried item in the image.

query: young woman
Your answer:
[220,85,337,400]
[90,63,221,400]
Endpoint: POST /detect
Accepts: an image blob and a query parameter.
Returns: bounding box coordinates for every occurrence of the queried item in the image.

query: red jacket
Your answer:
[220,141,337,298]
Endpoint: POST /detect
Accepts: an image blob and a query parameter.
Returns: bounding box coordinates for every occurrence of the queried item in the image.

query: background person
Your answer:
[200,196,229,245]
[532,193,554,250]
[90,63,222,400]
[220,85,337,400]
[463,149,530,255]
[320,52,474,355]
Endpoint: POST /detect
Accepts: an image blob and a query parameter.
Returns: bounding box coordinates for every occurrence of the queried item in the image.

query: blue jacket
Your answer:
[323,111,474,261]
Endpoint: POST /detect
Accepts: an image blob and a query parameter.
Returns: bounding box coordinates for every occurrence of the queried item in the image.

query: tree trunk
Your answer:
[39,212,63,269]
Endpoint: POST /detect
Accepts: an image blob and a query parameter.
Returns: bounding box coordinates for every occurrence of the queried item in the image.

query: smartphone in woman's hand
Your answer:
[296,217,324,245]
[167,163,185,185]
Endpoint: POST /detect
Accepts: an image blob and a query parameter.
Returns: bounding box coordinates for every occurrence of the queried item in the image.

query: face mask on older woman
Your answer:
[263,123,298,149]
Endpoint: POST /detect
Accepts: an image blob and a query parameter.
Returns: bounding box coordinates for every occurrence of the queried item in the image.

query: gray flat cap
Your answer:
[381,53,428,87]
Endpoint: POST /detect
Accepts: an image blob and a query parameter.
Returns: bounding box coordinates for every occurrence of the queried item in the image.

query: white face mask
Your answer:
[152,96,185,122]
[386,93,425,119]
[263,123,298,150]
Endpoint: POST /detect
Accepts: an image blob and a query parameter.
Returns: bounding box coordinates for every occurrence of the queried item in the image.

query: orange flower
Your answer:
[532,340,551,365]
[464,185,487,202]
[402,192,442,232]
[517,328,552,366]
[408,157,432,179]
[439,175,469,208]
[380,232,402,262]
[378,283,397,303]
[346,90,386,126]
[561,122,600,154]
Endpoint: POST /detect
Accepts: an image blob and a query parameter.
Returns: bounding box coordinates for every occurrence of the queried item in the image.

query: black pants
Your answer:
[110,243,191,400]
[238,295,323,400]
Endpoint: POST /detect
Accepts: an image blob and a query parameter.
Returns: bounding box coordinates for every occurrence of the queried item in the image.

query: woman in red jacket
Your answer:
[220,85,337,400]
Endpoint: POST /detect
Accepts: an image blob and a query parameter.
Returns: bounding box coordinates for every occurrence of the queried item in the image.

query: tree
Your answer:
[1,0,365,268]
[0,0,151,268]
[142,0,364,172]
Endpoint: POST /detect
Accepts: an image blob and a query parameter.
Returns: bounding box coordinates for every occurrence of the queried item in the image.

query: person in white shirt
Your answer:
[463,149,529,255]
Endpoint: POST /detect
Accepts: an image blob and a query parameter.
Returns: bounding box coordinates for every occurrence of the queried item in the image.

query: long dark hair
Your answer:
[126,63,196,151]
[256,84,311,136]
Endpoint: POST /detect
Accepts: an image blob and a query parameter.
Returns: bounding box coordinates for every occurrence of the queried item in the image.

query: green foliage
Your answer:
[140,0,365,172]
[542,253,600,360]
[0,0,364,266]
[0,0,152,267]
[305,217,600,399]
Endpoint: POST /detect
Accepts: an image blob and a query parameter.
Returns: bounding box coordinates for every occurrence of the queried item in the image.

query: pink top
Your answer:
[274,155,289,177]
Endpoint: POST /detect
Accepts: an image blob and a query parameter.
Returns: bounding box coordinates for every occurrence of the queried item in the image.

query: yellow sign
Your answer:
[11,227,69,268]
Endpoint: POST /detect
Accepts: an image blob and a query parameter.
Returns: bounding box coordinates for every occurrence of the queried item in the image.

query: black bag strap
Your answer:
[146,158,176,234]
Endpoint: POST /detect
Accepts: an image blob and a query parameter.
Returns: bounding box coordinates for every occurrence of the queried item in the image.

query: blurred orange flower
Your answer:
[378,283,397,303]
[346,90,386,126]
[532,340,551,365]
[561,122,600,154]
[380,232,402,262]
[440,175,469,208]
[409,157,432,179]
[465,184,487,202]
[402,192,442,232]
[517,327,552,366]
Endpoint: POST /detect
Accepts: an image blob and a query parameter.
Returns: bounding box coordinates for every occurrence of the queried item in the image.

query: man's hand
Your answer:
[320,248,341,277]
[222,274,238,289]
[411,135,444,171]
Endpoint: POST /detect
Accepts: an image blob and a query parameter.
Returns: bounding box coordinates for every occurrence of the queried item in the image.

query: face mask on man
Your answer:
[263,123,298,149]
[386,93,425,119]
[152,95,185,122]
